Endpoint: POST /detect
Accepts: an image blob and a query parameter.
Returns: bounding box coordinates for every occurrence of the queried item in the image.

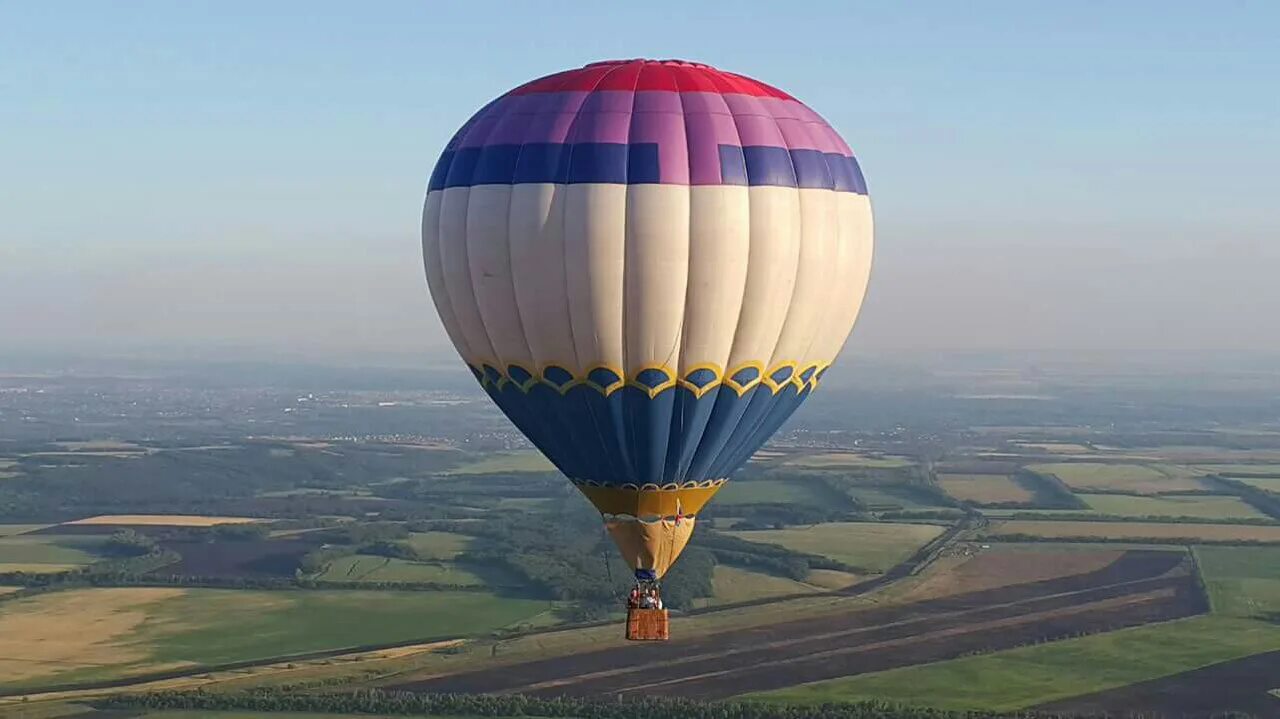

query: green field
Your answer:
[701,565,821,606]
[754,616,1280,711]
[1196,464,1280,476]
[846,485,945,510]
[937,474,1033,504]
[404,531,474,560]
[783,452,913,469]
[714,478,843,507]
[986,520,1280,542]
[1196,545,1280,618]
[1029,462,1205,494]
[0,534,104,567]
[1079,493,1268,520]
[444,451,555,475]
[726,522,944,572]
[0,524,48,537]
[136,706,476,711]
[1238,477,1280,492]
[315,556,491,585]
[150,590,552,664]
[0,587,556,691]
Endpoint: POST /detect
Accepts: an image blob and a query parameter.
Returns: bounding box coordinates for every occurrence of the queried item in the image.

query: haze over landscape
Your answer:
[2,3,1279,719]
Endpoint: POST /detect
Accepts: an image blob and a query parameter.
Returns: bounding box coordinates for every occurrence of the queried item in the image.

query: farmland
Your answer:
[0,587,555,690]
[404,531,474,560]
[781,452,913,469]
[1028,462,1206,494]
[392,551,1201,700]
[0,534,105,570]
[1236,476,1280,492]
[4,361,1280,715]
[756,616,1280,711]
[986,520,1280,543]
[443,451,555,475]
[844,485,949,511]
[0,524,48,537]
[726,522,945,572]
[937,473,1033,504]
[1195,545,1280,618]
[897,546,1124,601]
[1197,464,1280,476]
[712,478,847,507]
[314,556,495,586]
[701,565,821,605]
[1077,493,1269,520]
[66,515,263,527]
[155,538,315,577]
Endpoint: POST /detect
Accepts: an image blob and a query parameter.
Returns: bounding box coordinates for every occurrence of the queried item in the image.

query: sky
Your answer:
[2,1,1277,364]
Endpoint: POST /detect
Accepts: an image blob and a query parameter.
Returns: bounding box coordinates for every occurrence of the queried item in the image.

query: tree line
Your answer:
[94,688,1087,719]
[985,533,1280,546]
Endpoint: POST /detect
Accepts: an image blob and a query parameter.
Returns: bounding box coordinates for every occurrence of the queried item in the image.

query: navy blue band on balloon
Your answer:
[428,143,866,193]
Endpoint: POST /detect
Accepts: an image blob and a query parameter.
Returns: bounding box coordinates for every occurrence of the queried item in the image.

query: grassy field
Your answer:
[1029,462,1205,494]
[444,451,555,475]
[1079,493,1269,520]
[1197,464,1280,476]
[1195,545,1280,618]
[783,452,913,469]
[0,587,556,690]
[404,531,473,560]
[714,479,842,507]
[0,524,48,537]
[64,515,262,527]
[1237,477,1280,492]
[1013,441,1093,454]
[727,522,945,572]
[0,563,84,574]
[132,706,473,711]
[0,535,105,568]
[754,616,1280,711]
[845,485,945,510]
[987,520,1280,542]
[315,556,490,585]
[700,565,821,606]
[937,474,1033,504]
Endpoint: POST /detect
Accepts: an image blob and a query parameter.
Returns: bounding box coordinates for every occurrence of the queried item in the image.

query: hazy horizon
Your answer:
[4,2,1277,362]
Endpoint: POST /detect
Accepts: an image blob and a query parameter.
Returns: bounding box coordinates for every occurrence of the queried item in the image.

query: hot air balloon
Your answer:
[422,59,872,638]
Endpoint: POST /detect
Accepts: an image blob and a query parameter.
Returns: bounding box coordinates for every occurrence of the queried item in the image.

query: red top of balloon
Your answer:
[508,59,795,100]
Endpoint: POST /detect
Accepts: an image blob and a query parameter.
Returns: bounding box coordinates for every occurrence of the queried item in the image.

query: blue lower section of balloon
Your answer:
[635,568,658,581]
[482,380,813,487]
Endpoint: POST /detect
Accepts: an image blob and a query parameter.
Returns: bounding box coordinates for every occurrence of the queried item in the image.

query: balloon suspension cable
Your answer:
[601,516,623,603]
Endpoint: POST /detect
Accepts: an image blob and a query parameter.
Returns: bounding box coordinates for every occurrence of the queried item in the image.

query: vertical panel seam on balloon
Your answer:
[718,92,806,469]
[452,91,516,367]
[565,62,630,484]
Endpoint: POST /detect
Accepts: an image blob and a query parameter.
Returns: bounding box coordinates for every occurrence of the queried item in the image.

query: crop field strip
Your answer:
[1036,649,1280,716]
[391,550,1199,699]
[936,473,1034,504]
[986,520,1280,542]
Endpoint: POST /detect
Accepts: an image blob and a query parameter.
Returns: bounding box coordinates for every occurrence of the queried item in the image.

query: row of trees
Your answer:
[95,689,1056,719]
[1207,476,1280,521]
[999,512,1278,526]
[986,533,1280,546]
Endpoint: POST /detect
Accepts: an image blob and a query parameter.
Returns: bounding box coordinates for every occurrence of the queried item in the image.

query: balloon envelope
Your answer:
[423,59,873,577]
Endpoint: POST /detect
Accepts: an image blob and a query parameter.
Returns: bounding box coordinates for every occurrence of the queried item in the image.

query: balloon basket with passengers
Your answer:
[420,59,873,641]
